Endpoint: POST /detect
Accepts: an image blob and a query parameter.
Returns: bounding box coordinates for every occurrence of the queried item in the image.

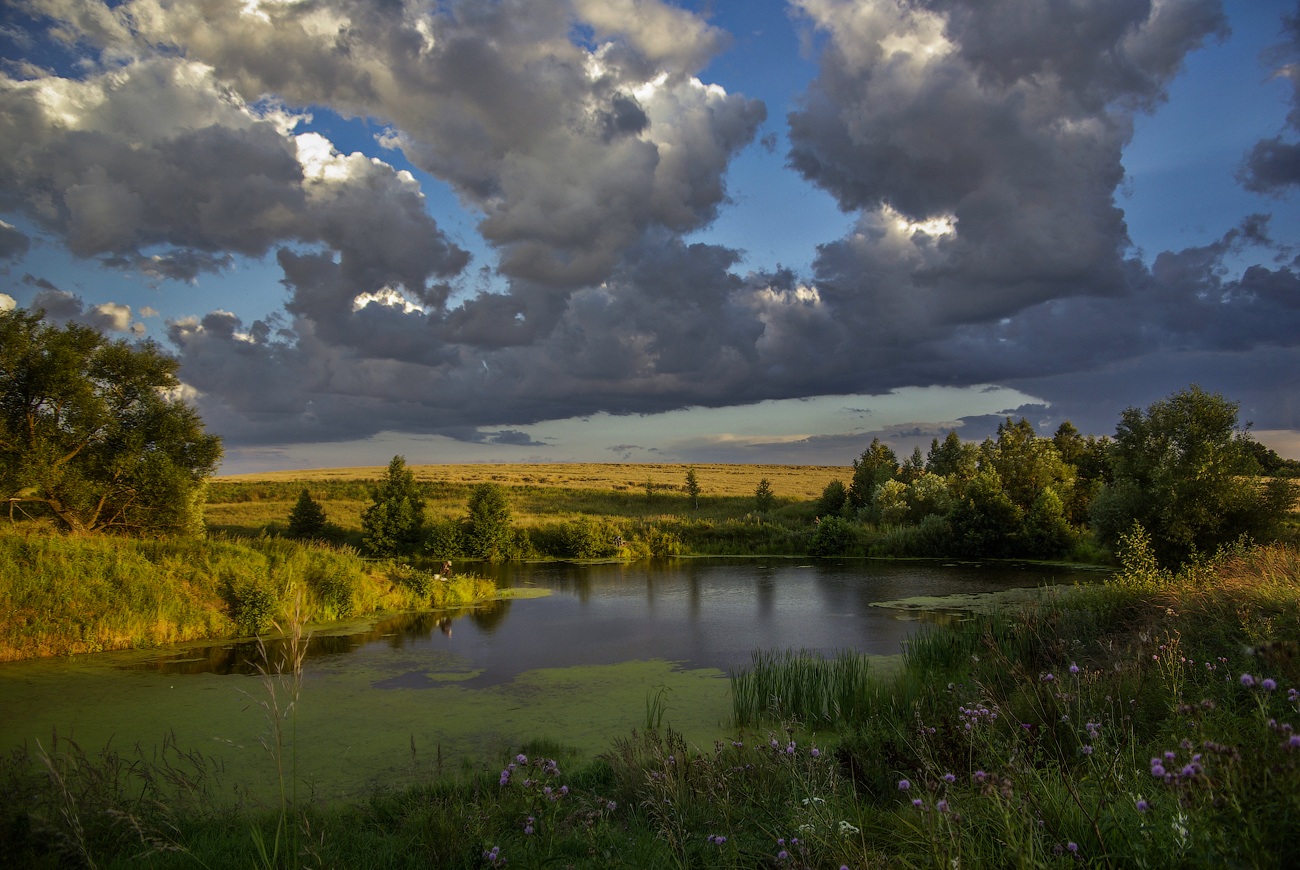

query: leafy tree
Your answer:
[1090,385,1296,566]
[817,479,848,517]
[848,438,898,512]
[875,479,910,525]
[464,482,515,560]
[684,467,701,509]
[0,309,222,534]
[926,431,978,480]
[985,418,1076,515]
[898,446,926,484]
[903,472,952,520]
[754,478,775,513]
[811,515,854,557]
[948,471,1023,558]
[287,488,327,539]
[1022,487,1076,558]
[360,455,426,556]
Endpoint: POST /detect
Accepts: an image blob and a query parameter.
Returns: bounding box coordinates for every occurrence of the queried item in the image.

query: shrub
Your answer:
[810,515,854,557]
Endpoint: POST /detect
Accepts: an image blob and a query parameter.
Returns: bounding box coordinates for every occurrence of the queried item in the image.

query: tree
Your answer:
[360,455,426,556]
[926,431,978,481]
[287,488,327,539]
[985,418,1076,516]
[0,309,221,534]
[1090,385,1296,565]
[754,478,775,512]
[817,479,848,516]
[847,438,898,512]
[463,482,515,560]
[684,467,701,509]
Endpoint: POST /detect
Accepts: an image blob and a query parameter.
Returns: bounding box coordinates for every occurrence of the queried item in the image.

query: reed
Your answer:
[731,648,875,728]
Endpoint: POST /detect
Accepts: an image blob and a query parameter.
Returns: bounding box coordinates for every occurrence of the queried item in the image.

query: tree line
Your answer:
[4,309,1296,568]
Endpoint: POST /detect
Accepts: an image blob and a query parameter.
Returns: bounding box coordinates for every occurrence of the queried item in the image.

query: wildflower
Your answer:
[516,753,528,764]
[898,779,911,791]
[973,770,987,783]
[1289,688,1299,703]
[1263,678,1278,691]
[523,816,535,835]
[1067,842,1078,854]
[1136,799,1149,813]
[559,785,569,795]
[707,834,727,845]
[1150,762,1166,777]
[777,851,789,861]
[1241,674,1256,688]
[1069,663,1079,674]
[1081,745,1094,756]
[838,821,860,836]
[943,772,956,784]
[912,799,923,808]
[1288,735,1300,750]
[937,799,949,812]
[811,747,820,758]
[1041,673,1055,682]
[499,769,510,786]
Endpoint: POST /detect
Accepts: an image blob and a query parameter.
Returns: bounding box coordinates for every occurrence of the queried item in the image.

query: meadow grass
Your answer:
[0,528,498,661]
[6,541,1299,867]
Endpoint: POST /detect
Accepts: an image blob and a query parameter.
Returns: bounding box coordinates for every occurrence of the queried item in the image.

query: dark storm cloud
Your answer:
[0,222,29,260]
[7,0,1299,451]
[1239,3,1300,193]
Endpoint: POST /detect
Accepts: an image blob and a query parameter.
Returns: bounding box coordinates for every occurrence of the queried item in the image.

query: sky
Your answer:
[1,0,1298,474]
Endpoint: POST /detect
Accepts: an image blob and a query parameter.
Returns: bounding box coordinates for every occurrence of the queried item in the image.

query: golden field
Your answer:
[215,462,854,500]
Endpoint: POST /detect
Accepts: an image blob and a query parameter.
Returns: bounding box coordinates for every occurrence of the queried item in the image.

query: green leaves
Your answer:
[0,309,221,534]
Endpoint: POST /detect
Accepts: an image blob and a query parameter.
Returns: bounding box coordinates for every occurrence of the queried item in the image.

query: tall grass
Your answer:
[0,528,498,661]
[731,649,875,728]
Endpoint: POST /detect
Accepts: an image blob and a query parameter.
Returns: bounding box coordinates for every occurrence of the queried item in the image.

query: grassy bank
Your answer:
[4,540,1298,867]
[0,529,497,662]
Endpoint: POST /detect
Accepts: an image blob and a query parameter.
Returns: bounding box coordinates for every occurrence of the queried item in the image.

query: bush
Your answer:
[810,516,854,557]
[223,567,277,636]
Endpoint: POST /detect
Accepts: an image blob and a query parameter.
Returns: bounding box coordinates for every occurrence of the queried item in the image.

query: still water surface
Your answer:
[0,558,1100,798]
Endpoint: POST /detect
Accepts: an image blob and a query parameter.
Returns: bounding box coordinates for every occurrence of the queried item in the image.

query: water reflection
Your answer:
[122,558,1102,681]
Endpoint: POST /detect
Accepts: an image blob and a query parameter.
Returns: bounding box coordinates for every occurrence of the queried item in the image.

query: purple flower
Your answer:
[912,799,923,808]
[1263,678,1278,691]
[707,834,727,845]
[516,754,528,764]
[1081,745,1093,756]
[973,770,987,783]
[943,772,956,784]
[1069,663,1080,674]
[810,748,820,758]
[1136,799,1149,813]
[1151,763,1166,777]
[1041,673,1055,682]
[1067,842,1078,853]
[937,799,949,812]
[898,779,911,791]
[1289,735,1300,749]
[1241,674,1256,688]
[777,851,789,861]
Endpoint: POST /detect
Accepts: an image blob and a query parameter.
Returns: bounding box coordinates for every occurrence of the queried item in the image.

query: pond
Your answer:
[0,558,1101,801]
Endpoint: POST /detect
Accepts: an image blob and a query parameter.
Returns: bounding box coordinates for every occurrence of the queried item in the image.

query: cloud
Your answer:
[0,220,29,260]
[1239,5,1300,193]
[6,0,1299,453]
[22,287,136,332]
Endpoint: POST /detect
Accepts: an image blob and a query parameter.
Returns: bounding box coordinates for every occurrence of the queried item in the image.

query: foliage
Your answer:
[360,456,426,557]
[817,479,847,517]
[684,467,701,509]
[810,515,854,556]
[463,483,517,561]
[0,308,223,535]
[753,477,775,513]
[286,489,328,539]
[731,649,875,727]
[848,438,898,512]
[1091,385,1297,566]
[947,471,1023,558]
[0,527,496,660]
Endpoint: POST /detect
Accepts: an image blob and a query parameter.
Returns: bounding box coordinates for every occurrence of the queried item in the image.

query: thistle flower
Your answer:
[898,779,911,791]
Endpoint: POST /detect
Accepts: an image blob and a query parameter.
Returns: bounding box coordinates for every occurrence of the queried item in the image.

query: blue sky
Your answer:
[2,0,1298,473]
